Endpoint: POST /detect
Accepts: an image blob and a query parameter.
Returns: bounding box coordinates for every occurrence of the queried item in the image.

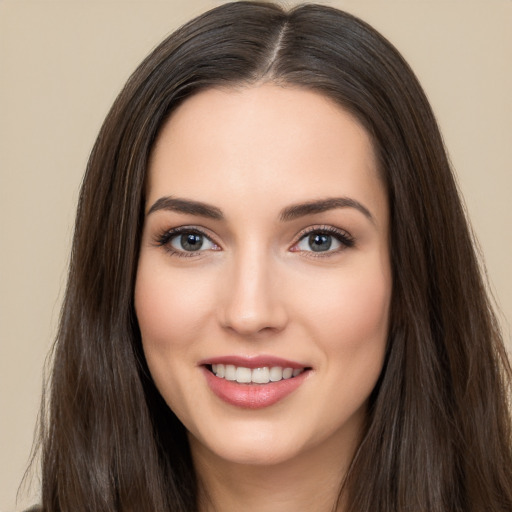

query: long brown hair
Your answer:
[33,2,512,511]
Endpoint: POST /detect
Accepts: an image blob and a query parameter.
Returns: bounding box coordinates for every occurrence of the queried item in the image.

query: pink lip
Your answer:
[199,355,307,369]
[199,356,311,409]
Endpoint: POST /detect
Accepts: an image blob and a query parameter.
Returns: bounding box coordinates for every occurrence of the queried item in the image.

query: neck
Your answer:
[190,422,361,512]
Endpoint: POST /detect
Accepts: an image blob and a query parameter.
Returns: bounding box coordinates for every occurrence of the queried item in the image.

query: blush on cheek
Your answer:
[305,286,390,368]
[135,265,207,349]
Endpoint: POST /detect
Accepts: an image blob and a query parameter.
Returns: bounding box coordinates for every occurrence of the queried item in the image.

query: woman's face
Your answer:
[135,84,391,467]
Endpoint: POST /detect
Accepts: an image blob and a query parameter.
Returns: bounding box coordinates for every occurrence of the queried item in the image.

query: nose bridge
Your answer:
[219,241,287,336]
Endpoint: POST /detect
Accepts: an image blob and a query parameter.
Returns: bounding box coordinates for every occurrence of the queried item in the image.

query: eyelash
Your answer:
[154,226,218,258]
[153,225,355,258]
[293,225,355,257]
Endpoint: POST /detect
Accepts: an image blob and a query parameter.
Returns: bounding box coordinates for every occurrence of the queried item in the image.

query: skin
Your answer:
[135,84,392,511]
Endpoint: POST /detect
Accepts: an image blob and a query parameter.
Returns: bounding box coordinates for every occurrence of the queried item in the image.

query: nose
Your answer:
[218,249,288,338]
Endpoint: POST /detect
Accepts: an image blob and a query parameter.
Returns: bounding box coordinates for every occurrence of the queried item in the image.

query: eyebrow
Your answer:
[279,197,374,223]
[147,197,223,219]
[147,196,374,223]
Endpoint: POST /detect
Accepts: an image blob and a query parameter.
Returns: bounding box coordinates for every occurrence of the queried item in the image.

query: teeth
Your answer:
[282,368,293,379]
[225,364,236,381]
[211,364,304,384]
[269,366,282,382]
[235,367,252,383]
[252,367,270,383]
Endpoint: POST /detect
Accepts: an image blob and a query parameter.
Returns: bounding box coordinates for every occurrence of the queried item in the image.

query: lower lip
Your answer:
[202,367,309,409]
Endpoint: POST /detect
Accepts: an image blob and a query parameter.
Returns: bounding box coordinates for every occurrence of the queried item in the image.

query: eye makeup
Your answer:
[153,226,221,258]
[152,223,355,259]
[291,225,355,256]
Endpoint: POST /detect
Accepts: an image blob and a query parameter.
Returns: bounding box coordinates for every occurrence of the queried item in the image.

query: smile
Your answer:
[201,357,312,409]
[210,364,304,384]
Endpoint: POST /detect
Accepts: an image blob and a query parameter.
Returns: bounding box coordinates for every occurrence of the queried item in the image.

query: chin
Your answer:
[188,422,310,467]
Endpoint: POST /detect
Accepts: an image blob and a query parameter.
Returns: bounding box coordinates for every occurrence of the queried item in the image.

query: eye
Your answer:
[155,227,220,256]
[297,232,339,252]
[292,227,354,254]
[170,232,215,252]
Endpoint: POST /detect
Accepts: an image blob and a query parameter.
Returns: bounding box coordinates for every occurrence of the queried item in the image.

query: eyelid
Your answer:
[152,224,354,258]
[290,225,355,255]
[153,225,221,257]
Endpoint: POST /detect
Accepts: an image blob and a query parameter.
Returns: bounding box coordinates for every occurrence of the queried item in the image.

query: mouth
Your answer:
[206,364,307,384]
[200,356,312,409]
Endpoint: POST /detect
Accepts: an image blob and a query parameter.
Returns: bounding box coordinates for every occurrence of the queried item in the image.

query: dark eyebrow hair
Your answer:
[147,196,223,220]
[279,197,374,223]
[147,196,374,224]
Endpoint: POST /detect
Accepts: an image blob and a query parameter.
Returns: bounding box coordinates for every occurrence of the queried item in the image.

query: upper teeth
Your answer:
[211,364,303,384]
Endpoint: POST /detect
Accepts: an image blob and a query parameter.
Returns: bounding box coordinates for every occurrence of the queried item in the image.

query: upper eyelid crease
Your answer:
[146,196,373,224]
[296,226,355,248]
[154,226,217,245]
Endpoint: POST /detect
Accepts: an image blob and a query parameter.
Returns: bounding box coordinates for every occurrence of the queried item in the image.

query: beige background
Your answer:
[1,0,510,510]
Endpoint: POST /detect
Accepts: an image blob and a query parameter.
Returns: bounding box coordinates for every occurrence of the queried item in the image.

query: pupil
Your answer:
[309,233,331,252]
[181,233,202,251]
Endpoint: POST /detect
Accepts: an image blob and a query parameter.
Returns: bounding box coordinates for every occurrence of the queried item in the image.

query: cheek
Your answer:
[134,259,215,415]
[134,261,213,352]
[301,260,391,354]
[305,261,391,425]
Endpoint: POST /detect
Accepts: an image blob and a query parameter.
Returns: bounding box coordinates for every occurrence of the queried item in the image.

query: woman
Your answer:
[28,2,512,511]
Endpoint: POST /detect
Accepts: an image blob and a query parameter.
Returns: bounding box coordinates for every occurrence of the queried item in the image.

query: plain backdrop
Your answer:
[1,1,510,510]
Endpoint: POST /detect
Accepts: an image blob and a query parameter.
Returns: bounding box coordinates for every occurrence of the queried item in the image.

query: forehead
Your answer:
[147,84,386,226]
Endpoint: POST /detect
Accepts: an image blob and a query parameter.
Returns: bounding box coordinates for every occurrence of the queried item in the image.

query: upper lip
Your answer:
[198,355,309,370]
